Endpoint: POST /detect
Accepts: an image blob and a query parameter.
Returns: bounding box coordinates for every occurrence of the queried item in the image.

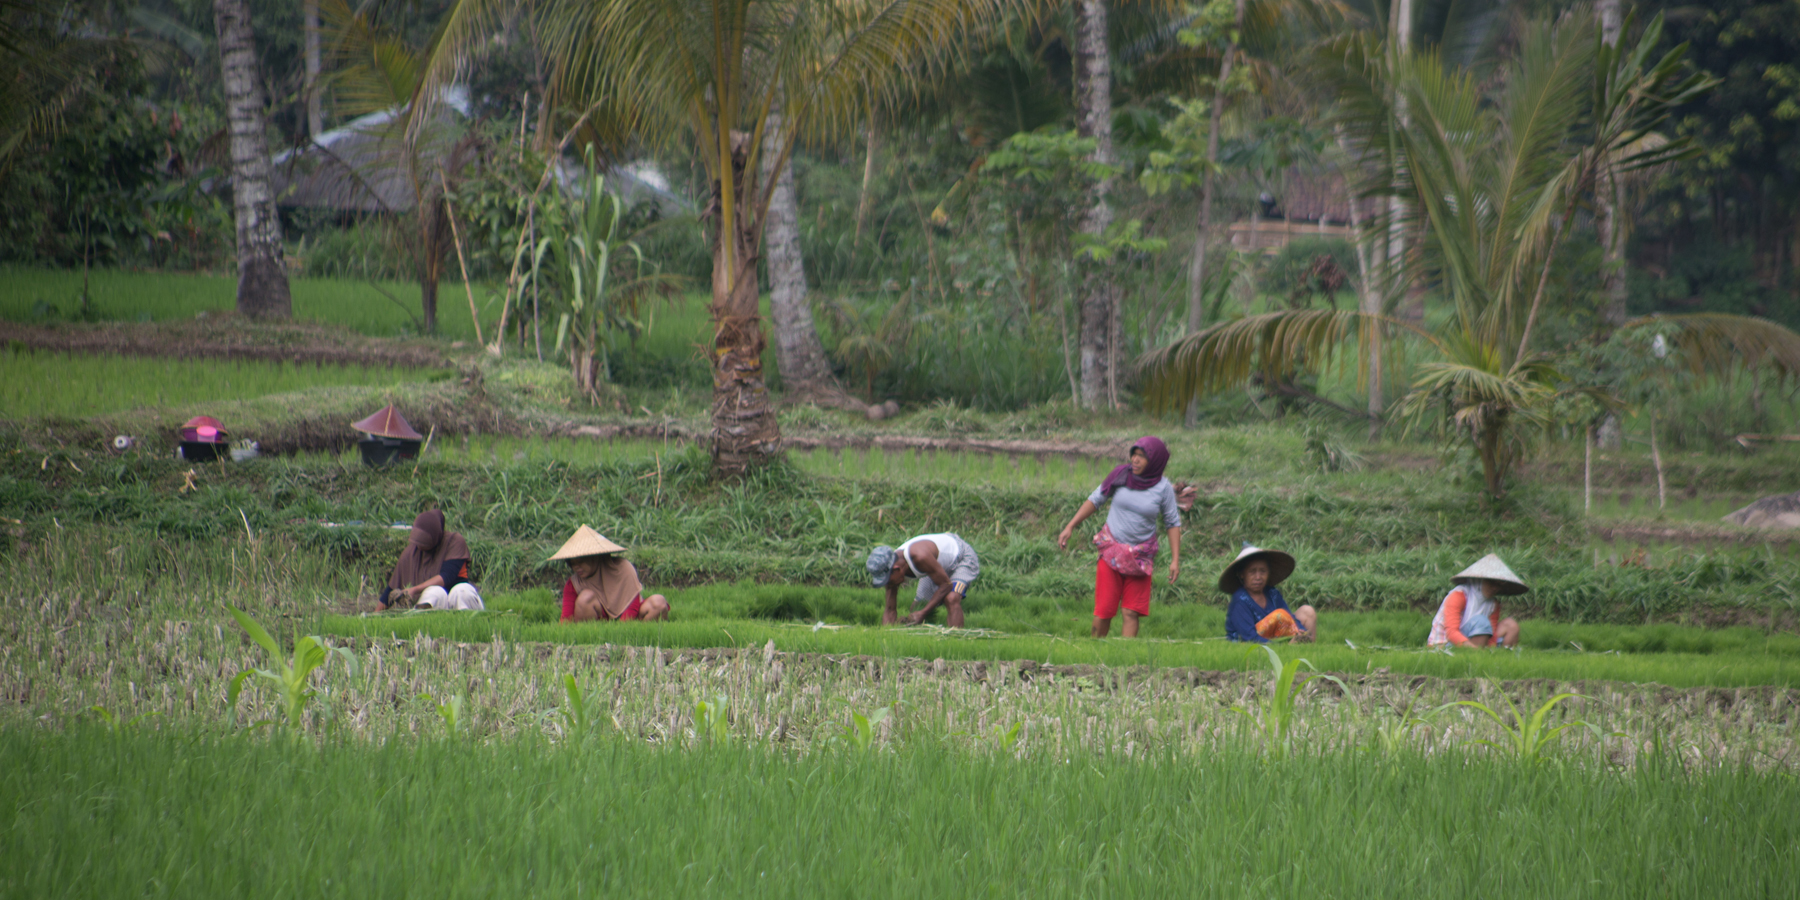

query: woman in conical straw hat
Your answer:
[1220,544,1315,643]
[1427,554,1524,648]
[550,526,669,622]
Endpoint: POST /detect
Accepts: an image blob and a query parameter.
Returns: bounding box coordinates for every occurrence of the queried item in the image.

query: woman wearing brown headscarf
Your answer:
[550,525,669,622]
[378,510,483,611]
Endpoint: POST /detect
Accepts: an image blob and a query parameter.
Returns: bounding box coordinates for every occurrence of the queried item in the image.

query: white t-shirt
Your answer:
[898,534,960,577]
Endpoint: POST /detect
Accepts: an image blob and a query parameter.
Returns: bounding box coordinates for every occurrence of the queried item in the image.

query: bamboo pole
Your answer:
[439,171,484,347]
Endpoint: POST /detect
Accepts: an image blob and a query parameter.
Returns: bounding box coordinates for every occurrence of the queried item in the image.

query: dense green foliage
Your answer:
[4,726,1795,897]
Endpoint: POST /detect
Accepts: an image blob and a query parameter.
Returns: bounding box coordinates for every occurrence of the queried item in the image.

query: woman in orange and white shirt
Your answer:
[1428,554,1525,648]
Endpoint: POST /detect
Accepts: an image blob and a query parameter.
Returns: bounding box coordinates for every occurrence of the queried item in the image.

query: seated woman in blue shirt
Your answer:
[1221,544,1315,643]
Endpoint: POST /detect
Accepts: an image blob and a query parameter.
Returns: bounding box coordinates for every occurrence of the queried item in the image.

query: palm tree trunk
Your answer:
[1596,8,1625,456]
[1074,0,1114,410]
[213,0,291,320]
[418,195,445,334]
[1185,0,1245,335]
[303,0,322,140]
[1386,0,1411,321]
[854,114,878,248]
[711,131,780,476]
[761,103,845,403]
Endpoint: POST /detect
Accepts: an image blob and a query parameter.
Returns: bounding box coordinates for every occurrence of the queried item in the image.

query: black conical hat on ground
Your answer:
[351,405,423,440]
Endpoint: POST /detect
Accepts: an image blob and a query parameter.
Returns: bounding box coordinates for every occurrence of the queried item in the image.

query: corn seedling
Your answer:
[560,674,591,738]
[1447,682,1585,764]
[89,705,159,734]
[992,720,1023,752]
[694,695,730,744]
[844,707,890,751]
[1366,696,1437,757]
[227,607,358,731]
[1232,644,1350,758]
[422,693,465,735]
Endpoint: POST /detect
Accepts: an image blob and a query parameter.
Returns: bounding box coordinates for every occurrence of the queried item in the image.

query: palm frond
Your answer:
[1626,313,1800,383]
[1136,309,1439,414]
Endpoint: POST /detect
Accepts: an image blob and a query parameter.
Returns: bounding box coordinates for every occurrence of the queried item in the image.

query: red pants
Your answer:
[1093,558,1151,619]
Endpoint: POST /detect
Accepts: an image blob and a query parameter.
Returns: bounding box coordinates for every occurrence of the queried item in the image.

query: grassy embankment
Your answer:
[4,726,1794,898]
[7,431,1797,626]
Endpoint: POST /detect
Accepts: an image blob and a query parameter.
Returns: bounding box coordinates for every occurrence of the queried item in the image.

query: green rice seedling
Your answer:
[694,695,730,744]
[226,607,358,731]
[422,693,465,735]
[1448,682,1584,765]
[1233,644,1351,758]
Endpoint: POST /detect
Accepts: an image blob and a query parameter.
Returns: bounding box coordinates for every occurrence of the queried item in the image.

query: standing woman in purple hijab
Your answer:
[1057,437,1190,638]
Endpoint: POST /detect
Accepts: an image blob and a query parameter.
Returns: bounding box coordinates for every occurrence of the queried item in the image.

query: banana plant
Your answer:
[532,146,676,403]
[226,606,357,732]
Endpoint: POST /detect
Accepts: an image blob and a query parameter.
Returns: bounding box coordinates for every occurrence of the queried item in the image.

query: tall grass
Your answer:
[2,726,1794,897]
[0,346,440,419]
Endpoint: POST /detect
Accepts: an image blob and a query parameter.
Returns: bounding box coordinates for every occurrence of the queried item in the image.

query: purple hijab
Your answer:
[1098,436,1170,498]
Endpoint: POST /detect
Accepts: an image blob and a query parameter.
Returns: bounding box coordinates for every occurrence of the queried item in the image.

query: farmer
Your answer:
[1056,436,1191,638]
[1221,544,1315,643]
[378,509,483,611]
[867,533,980,628]
[551,525,670,622]
[1427,554,1525,648]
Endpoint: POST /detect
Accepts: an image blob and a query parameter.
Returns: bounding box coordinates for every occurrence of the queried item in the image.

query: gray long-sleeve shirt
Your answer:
[1087,477,1182,545]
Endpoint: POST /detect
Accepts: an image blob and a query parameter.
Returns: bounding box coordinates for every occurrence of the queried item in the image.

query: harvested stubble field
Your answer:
[3,580,1798,896]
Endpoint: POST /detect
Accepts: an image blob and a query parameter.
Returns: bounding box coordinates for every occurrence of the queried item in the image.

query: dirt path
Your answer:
[558,421,1127,459]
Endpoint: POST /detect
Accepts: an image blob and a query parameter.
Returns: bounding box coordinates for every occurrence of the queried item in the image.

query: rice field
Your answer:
[0,346,443,419]
[0,266,494,341]
[4,724,1795,898]
[7,271,1800,895]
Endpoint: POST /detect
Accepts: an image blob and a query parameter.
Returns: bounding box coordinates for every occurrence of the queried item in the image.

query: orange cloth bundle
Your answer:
[1255,608,1301,640]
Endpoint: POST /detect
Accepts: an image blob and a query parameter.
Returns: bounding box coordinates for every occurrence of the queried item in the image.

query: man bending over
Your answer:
[866,533,980,628]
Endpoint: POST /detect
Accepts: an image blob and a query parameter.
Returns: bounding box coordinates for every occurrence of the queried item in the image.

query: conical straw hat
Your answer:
[1218,543,1297,593]
[1452,554,1529,595]
[351,404,424,440]
[548,525,625,561]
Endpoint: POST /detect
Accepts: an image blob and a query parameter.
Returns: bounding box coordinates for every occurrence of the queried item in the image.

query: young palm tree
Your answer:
[417,0,1017,476]
[1141,12,1796,497]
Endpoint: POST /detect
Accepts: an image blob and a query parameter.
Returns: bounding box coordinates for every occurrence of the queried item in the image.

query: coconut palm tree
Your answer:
[414,0,1017,476]
[213,0,292,319]
[1140,11,1797,498]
